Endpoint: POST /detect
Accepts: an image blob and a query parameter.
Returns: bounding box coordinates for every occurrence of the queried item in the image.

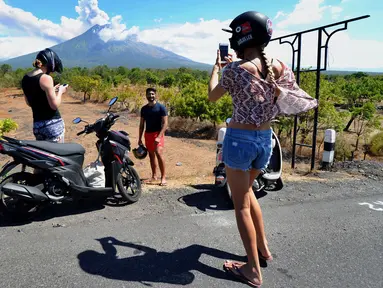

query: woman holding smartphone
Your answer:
[208,11,316,287]
[21,48,68,143]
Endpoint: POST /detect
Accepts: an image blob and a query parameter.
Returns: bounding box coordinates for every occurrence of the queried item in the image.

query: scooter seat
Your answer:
[24,141,85,156]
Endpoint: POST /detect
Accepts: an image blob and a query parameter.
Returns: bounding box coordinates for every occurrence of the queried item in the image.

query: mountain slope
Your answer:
[2,25,211,70]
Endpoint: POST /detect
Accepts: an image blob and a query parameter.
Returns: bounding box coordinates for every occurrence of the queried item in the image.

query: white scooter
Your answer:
[213,118,283,199]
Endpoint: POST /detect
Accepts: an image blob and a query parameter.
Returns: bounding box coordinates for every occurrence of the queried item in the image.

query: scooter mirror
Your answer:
[109,97,118,106]
[225,118,232,124]
[73,117,82,124]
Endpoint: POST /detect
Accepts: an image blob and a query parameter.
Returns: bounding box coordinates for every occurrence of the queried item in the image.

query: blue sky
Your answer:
[1,0,382,71]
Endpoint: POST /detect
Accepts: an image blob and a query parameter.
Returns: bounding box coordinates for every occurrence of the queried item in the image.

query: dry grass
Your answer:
[1,87,381,189]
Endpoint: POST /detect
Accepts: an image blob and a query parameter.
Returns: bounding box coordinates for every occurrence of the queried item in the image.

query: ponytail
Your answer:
[260,48,275,82]
[32,59,43,69]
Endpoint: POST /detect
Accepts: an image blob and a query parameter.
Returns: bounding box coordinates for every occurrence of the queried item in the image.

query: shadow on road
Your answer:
[178,184,268,212]
[0,200,108,227]
[78,237,248,286]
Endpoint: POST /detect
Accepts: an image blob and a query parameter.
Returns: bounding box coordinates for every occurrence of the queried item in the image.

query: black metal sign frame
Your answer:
[270,15,370,170]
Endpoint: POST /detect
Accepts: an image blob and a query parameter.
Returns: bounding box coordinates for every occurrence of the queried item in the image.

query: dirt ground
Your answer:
[0,88,376,191]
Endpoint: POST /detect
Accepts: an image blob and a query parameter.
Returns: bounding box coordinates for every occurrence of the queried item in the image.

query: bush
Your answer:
[70,75,101,102]
[93,81,113,102]
[172,81,232,125]
[119,86,145,113]
[156,87,178,115]
[334,133,353,161]
[0,118,18,137]
[370,131,383,156]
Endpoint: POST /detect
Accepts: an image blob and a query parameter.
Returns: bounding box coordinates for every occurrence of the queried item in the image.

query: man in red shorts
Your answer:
[138,87,168,186]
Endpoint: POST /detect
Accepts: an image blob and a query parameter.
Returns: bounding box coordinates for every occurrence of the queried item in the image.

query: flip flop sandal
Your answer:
[225,263,262,288]
[258,250,273,261]
[223,260,246,272]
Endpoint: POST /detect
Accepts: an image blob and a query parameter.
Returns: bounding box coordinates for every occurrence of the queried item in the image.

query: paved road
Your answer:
[0,174,382,288]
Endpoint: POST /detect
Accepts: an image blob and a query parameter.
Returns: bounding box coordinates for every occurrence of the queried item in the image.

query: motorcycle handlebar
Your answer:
[76,113,119,136]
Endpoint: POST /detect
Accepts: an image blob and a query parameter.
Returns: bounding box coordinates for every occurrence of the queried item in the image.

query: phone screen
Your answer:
[219,44,229,62]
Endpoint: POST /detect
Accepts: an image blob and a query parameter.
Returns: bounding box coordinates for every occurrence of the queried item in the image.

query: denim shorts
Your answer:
[222,127,273,171]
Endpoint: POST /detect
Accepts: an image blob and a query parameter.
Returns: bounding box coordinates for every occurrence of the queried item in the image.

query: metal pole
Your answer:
[311,29,322,170]
[291,34,302,169]
[270,15,370,171]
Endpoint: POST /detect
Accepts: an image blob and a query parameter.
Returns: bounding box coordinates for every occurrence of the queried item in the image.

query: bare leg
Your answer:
[148,151,157,180]
[155,146,166,185]
[226,166,262,284]
[249,169,272,259]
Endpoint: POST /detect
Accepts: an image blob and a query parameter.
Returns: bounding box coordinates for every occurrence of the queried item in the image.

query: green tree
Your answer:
[160,75,176,88]
[146,72,159,85]
[176,73,194,89]
[288,71,351,156]
[93,65,111,79]
[71,75,100,102]
[370,132,383,156]
[116,66,129,76]
[174,81,231,126]
[342,76,383,131]
[352,102,381,151]
[0,64,12,75]
[0,118,18,137]
[128,68,146,85]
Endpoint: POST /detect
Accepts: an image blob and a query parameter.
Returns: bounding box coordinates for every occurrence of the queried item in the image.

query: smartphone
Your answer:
[219,43,229,63]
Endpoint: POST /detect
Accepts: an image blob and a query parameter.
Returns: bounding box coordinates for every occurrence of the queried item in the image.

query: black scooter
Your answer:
[0,97,141,219]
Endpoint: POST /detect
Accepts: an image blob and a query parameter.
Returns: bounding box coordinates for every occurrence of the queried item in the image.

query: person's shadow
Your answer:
[78,237,247,286]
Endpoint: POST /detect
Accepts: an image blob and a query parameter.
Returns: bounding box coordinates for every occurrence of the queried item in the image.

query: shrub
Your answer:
[370,131,383,156]
[334,133,353,161]
[0,118,18,137]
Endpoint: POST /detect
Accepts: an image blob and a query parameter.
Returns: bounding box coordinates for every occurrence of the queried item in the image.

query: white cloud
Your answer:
[276,0,330,28]
[75,0,109,26]
[154,18,163,23]
[0,0,111,41]
[137,18,233,64]
[0,0,111,59]
[0,0,65,42]
[266,29,383,70]
[274,11,286,20]
[0,0,382,71]
[330,6,343,19]
[0,36,57,61]
[133,16,382,70]
[98,15,139,42]
[326,32,383,69]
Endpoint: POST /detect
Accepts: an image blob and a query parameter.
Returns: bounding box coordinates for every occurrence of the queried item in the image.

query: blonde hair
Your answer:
[32,59,43,69]
[260,48,275,82]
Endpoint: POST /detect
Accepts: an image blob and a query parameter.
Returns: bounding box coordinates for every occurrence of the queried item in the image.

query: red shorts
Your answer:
[144,131,164,152]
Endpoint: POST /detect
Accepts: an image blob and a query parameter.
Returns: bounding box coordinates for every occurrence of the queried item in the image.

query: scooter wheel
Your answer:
[117,166,142,203]
[264,178,284,192]
[0,172,43,222]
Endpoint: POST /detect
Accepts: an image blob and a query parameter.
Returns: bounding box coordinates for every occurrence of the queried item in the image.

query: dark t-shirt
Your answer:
[21,73,61,122]
[141,102,168,133]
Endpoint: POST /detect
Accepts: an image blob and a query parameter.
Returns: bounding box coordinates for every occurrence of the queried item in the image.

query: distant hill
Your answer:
[1,25,211,71]
[322,70,383,76]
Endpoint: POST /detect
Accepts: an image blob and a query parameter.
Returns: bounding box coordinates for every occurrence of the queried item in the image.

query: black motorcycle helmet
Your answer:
[35,48,63,74]
[222,11,273,52]
[132,144,148,160]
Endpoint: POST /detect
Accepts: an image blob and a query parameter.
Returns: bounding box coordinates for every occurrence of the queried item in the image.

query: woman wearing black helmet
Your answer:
[21,48,67,143]
[208,11,315,287]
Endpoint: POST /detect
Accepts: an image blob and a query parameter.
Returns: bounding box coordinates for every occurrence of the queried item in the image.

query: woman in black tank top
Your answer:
[21,48,68,143]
